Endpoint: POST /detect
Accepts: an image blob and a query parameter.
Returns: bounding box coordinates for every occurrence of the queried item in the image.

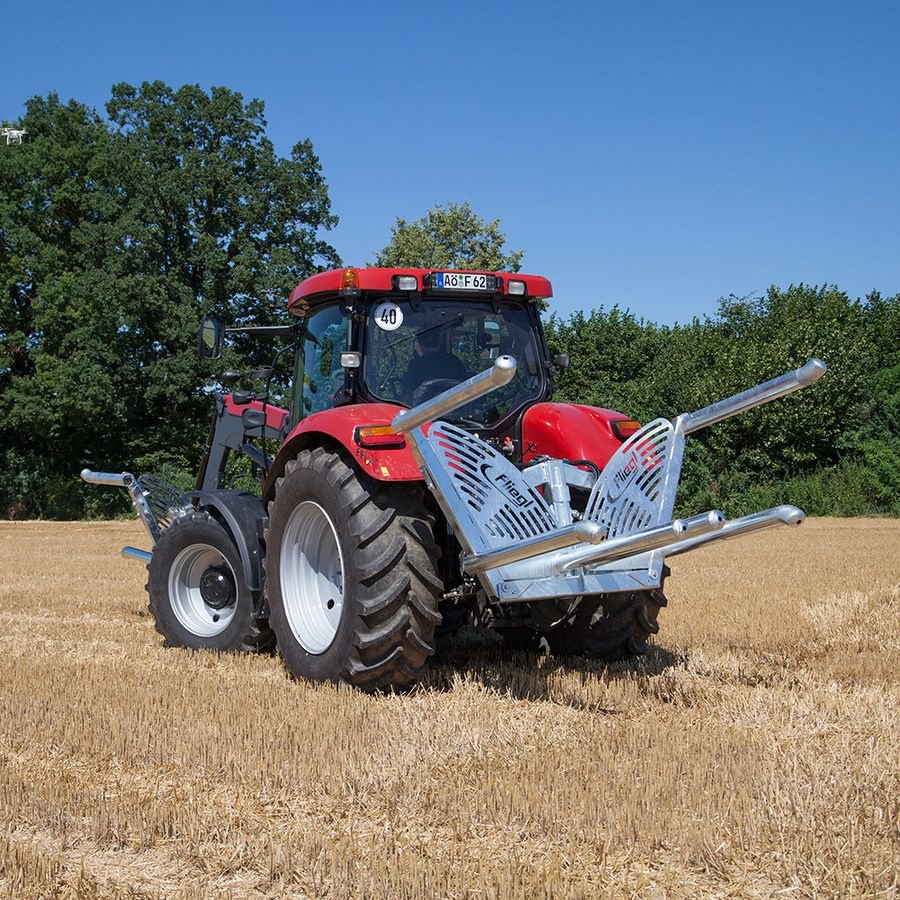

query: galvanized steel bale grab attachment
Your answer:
[392,355,827,604]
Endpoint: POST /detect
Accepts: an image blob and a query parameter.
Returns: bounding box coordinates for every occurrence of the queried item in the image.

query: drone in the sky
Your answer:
[1,128,27,145]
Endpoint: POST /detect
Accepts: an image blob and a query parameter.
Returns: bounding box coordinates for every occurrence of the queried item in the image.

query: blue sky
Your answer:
[3,0,898,323]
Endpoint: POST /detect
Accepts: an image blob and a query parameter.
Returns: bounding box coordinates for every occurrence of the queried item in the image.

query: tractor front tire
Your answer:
[146,511,273,652]
[547,586,668,662]
[265,448,442,691]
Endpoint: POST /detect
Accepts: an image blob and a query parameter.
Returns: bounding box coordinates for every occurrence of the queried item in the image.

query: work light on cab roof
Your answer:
[80,261,828,694]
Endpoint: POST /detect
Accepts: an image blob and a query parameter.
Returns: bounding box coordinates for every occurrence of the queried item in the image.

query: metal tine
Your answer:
[660,505,806,558]
[392,356,517,434]
[676,359,827,435]
[555,510,725,573]
[80,468,162,543]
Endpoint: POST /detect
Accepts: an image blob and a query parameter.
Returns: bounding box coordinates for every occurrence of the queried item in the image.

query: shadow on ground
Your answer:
[423,627,683,709]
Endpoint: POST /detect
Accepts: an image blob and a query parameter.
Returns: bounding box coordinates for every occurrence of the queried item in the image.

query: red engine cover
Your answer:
[521,402,632,472]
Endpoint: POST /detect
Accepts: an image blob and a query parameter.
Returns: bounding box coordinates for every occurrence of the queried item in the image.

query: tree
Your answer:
[373,202,523,272]
[0,84,339,517]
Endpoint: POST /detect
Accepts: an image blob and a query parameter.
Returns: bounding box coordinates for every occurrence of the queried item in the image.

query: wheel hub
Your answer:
[279,500,345,655]
[168,543,238,637]
[199,565,236,610]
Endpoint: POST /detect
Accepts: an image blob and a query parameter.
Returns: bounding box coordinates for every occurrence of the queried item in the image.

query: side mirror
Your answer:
[198,317,225,360]
[554,353,570,371]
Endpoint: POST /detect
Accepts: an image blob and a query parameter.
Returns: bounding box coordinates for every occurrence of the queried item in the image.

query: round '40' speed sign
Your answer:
[373,302,403,331]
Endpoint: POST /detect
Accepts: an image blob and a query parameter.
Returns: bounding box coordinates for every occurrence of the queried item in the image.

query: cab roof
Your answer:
[288,267,553,314]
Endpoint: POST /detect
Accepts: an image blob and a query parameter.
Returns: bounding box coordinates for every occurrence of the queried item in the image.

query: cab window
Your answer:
[293,305,349,422]
[363,299,544,424]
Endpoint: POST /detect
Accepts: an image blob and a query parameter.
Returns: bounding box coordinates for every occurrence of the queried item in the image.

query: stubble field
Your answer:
[0,518,897,898]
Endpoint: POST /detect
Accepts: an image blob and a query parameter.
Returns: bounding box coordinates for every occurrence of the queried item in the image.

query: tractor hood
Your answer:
[521,402,634,471]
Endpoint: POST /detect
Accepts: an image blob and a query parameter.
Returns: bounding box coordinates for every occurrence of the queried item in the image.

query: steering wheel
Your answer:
[411,378,461,406]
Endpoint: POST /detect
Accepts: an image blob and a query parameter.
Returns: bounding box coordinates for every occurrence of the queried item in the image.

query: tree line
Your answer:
[544,287,899,517]
[1,84,338,517]
[1,84,897,518]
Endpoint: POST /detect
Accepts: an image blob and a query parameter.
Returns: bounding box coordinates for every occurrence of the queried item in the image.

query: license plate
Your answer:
[432,272,497,291]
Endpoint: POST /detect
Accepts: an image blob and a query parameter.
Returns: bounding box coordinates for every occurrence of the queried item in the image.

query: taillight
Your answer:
[354,425,406,449]
[611,419,641,441]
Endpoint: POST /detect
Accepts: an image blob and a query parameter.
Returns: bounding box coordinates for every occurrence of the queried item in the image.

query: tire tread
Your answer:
[266,448,442,691]
[147,511,274,653]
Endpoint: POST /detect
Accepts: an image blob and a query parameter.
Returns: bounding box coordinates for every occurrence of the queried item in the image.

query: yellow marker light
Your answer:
[354,425,407,449]
[611,419,642,441]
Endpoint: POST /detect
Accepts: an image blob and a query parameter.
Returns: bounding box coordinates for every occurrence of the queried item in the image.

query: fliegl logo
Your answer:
[481,463,531,509]
[608,452,640,500]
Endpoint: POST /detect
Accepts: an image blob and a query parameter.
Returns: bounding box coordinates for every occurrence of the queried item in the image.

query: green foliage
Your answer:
[372,202,523,272]
[0,85,338,517]
[546,285,900,517]
[544,306,668,417]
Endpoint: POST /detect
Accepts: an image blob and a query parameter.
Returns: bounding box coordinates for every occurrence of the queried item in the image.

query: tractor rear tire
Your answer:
[146,511,274,652]
[546,586,668,662]
[265,448,442,691]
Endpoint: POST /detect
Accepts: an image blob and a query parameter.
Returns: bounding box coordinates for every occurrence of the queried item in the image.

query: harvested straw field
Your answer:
[0,518,897,898]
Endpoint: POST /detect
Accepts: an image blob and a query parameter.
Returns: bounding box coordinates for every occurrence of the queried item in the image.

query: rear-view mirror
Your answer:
[198,317,225,360]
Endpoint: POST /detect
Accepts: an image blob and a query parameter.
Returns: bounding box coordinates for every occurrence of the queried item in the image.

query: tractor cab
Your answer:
[287,268,555,438]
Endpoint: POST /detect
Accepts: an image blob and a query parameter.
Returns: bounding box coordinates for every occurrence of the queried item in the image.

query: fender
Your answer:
[265,403,423,498]
[521,402,635,472]
[184,489,267,594]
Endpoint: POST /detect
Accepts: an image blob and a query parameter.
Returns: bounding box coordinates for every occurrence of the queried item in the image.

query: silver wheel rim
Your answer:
[280,500,345,654]
[168,543,237,637]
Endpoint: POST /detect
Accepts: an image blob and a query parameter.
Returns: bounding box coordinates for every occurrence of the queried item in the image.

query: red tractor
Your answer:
[83,267,826,691]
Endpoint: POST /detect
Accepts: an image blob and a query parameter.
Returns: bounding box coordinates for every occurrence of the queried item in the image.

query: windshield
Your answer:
[363,299,545,425]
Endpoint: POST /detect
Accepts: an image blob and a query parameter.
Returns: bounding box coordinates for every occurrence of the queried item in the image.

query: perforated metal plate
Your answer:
[584,418,680,538]
[420,422,557,553]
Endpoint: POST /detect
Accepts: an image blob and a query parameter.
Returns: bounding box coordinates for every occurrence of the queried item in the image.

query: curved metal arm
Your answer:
[80,469,160,542]
[80,469,132,487]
